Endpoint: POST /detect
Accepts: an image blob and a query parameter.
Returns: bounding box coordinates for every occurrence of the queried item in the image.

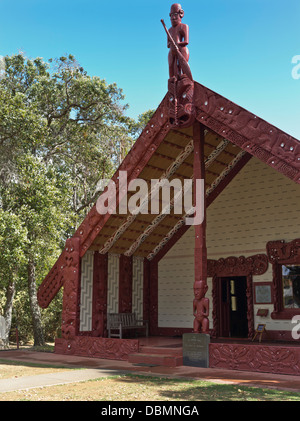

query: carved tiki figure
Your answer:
[193,280,209,333]
[168,3,190,79]
[163,3,195,127]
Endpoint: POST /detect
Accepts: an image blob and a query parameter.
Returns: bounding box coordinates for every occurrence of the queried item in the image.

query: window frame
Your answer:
[267,239,300,320]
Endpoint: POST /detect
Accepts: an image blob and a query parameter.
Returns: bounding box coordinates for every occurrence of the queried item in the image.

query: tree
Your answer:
[0,53,155,346]
[0,210,27,345]
[0,53,134,345]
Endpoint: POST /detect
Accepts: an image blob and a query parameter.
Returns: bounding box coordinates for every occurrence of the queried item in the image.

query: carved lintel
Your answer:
[266,239,300,264]
[168,75,195,128]
[207,254,268,277]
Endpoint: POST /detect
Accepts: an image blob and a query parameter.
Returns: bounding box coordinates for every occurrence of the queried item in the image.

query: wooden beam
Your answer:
[147,149,251,261]
[98,138,194,254]
[124,139,229,257]
[193,122,207,284]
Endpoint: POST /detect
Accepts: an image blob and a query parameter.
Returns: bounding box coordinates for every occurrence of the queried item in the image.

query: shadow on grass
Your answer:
[113,374,300,402]
[0,358,80,371]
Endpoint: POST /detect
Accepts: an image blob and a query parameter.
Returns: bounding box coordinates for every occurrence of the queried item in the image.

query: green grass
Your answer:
[1,371,300,401]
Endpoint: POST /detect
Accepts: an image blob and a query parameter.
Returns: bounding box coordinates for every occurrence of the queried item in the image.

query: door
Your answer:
[219,276,248,338]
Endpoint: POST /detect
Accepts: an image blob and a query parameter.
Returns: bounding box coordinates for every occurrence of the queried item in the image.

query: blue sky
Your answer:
[0,0,299,139]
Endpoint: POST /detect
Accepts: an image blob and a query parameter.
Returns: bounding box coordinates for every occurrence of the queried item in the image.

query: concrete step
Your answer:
[139,346,182,356]
[128,352,183,367]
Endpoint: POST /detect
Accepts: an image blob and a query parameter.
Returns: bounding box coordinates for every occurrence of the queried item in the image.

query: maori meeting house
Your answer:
[38,4,300,376]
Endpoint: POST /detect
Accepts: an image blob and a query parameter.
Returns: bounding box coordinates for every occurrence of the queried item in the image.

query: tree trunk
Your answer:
[3,279,15,346]
[27,259,45,346]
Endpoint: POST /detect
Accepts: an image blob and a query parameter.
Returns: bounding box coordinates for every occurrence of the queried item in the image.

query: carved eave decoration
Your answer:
[267,238,300,264]
[208,254,269,277]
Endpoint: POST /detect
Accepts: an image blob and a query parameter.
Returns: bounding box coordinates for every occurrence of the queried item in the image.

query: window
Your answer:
[267,239,300,320]
[282,265,300,308]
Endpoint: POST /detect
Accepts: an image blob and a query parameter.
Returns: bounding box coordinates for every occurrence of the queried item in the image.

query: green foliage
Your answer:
[0,53,153,344]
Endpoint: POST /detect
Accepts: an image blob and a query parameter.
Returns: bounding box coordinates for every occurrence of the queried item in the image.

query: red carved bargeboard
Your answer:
[55,336,139,361]
[209,342,300,375]
[194,82,300,184]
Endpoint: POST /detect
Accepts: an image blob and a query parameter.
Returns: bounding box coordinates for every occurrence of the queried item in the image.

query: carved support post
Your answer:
[193,122,209,333]
[149,259,158,336]
[119,255,132,313]
[61,237,81,340]
[92,252,108,337]
[143,258,150,327]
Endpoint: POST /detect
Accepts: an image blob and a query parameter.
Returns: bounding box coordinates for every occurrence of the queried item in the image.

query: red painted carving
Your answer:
[149,260,158,336]
[211,276,219,338]
[168,75,195,127]
[37,237,80,316]
[193,123,209,333]
[207,254,269,277]
[209,254,268,339]
[92,252,108,337]
[267,238,300,264]
[55,336,139,361]
[209,342,300,375]
[143,258,150,325]
[60,237,81,340]
[119,255,132,313]
[37,250,66,309]
[164,4,191,80]
[193,280,209,333]
[194,82,300,184]
[162,4,195,128]
[267,239,300,319]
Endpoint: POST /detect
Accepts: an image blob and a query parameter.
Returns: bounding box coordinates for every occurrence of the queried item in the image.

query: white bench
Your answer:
[107,313,148,339]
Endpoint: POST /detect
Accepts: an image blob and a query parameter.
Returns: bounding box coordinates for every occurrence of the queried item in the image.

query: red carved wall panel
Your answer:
[143,258,150,325]
[55,336,139,361]
[209,342,300,375]
[92,252,108,337]
[60,237,81,340]
[267,239,300,320]
[207,254,269,277]
[119,255,132,313]
[149,259,158,336]
[194,82,300,184]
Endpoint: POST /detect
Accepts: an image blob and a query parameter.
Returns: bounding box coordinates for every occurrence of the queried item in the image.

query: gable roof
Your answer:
[37,80,300,308]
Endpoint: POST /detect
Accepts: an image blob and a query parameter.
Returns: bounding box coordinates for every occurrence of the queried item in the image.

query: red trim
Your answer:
[210,342,300,375]
[267,239,300,320]
[193,122,207,283]
[143,258,150,324]
[119,255,133,313]
[149,259,158,336]
[55,336,139,361]
[92,252,108,337]
[194,82,300,184]
[60,237,81,340]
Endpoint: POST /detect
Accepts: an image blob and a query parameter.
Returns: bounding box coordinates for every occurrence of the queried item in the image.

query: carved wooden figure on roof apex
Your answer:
[161,4,195,128]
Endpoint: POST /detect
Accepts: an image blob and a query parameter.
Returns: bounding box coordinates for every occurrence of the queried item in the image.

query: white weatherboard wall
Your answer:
[107,254,144,319]
[158,157,300,331]
[79,253,144,331]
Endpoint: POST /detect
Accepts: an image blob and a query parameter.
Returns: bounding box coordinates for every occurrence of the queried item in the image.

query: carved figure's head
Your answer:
[169,3,184,27]
[193,280,208,299]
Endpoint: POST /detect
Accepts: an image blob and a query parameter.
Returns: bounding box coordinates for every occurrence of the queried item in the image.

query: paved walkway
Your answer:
[0,349,300,394]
